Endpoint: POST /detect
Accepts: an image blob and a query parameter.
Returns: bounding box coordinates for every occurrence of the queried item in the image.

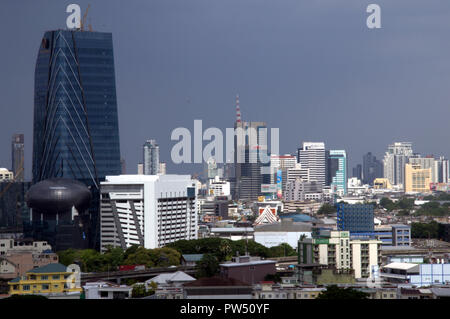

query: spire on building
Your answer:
[236,94,241,123]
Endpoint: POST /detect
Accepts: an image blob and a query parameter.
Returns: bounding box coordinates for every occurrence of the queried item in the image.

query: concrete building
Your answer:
[100,175,197,251]
[298,230,382,279]
[254,218,312,249]
[0,250,58,279]
[0,168,14,182]
[143,139,160,175]
[207,176,231,197]
[326,150,347,195]
[8,263,82,296]
[404,163,432,193]
[284,179,323,202]
[220,255,277,285]
[381,263,450,286]
[209,227,254,241]
[383,142,413,187]
[83,281,132,299]
[297,142,326,187]
[0,239,51,256]
[183,276,253,299]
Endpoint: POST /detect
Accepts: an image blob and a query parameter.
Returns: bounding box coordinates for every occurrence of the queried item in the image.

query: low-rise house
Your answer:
[181,254,204,267]
[145,271,196,299]
[220,255,276,285]
[83,281,132,299]
[8,263,82,297]
[399,287,433,299]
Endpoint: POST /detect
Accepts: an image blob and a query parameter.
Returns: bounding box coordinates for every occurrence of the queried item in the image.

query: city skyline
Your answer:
[2,0,450,179]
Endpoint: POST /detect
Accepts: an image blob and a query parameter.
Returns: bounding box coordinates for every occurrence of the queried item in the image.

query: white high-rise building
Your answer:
[143,139,160,175]
[298,142,326,186]
[383,142,413,187]
[100,175,198,251]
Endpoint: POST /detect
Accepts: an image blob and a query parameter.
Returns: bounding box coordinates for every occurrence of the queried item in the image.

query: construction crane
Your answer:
[80,4,91,31]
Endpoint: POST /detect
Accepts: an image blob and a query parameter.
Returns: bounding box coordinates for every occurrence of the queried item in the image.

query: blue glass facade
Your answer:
[337,203,374,233]
[32,30,121,249]
[33,30,121,186]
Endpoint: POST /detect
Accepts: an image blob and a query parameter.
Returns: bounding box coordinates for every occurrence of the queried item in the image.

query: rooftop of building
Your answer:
[383,262,419,271]
[27,263,69,274]
[254,219,312,232]
[146,271,196,285]
[183,276,251,287]
[220,259,276,268]
[181,254,204,262]
[103,174,193,184]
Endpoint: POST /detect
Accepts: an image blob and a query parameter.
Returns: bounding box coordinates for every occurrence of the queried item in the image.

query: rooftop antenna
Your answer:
[80,4,91,31]
[236,94,241,123]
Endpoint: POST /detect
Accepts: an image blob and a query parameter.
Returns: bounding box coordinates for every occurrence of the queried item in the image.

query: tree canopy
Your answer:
[316,285,369,299]
[57,245,181,272]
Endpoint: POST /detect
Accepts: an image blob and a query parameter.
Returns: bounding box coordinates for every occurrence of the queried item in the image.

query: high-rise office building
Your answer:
[32,30,122,249]
[383,142,413,187]
[326,150,347,195]
[100,175,197,251]
[404,163,432,193]
[362,152,383,185]
[11,134,24,182]
[143,139,159,175]
[270,154,297,197]
[409,155,449,184]
[352,164,362,180]
[233,96,269,200]
[297,142,326,187]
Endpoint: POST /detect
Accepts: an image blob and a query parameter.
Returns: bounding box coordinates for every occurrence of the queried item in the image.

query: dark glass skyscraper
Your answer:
[32,30,121,249]
[33,30,121,186]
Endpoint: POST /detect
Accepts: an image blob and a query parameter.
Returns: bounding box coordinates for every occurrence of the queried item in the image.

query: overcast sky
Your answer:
[1,0,450,180]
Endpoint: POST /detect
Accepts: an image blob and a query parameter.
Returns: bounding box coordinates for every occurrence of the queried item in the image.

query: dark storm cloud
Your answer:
[1,0,450,178]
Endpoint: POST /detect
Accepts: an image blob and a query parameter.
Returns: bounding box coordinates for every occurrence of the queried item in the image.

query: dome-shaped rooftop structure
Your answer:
[26,178,91,214]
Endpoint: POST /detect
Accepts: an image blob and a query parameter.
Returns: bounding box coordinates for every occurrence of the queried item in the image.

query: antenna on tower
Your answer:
[236,94,241,123]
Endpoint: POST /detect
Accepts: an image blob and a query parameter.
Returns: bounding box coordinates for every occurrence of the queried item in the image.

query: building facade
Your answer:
[337,203,374,234]
[143,139,160,175]
[383,142,413,187]
[100,175,198,251]
[326,150,347,195]
[362,152,383,185]
[297,142,326,187]
[404,163,432,193]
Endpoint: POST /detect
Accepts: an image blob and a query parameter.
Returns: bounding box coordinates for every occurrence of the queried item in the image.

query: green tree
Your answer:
[411,221,439,239]
[379,197,395,211]
[131,283,155,298]
[268,243,296,257]
[316,285,369,299]
[196,253,219,278]
[317,203,336,215]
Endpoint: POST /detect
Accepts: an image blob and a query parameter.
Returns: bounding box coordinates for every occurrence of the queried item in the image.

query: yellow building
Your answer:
[8,263,82,296]
[373,178,392,189]
[404,163,431,193]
